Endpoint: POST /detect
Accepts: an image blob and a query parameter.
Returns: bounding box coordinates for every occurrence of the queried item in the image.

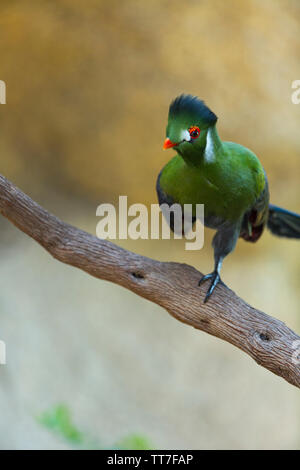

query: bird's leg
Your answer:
[198,258,223,303]
[198,220,241,303]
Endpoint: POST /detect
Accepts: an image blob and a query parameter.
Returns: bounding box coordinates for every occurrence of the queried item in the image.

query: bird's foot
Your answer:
[198,271,221,303]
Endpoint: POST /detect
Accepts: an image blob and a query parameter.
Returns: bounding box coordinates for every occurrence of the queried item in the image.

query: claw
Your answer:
[198,273,214,286]
[198,271,221,303]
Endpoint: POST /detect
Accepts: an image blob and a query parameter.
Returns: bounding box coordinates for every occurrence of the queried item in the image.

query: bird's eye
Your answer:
[189,126,200,139]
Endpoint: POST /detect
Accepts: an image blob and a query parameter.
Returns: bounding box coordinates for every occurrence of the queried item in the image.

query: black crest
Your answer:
[169,94,217,125]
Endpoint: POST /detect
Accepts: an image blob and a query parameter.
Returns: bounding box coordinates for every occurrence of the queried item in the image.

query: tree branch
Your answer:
[0,174,299,388]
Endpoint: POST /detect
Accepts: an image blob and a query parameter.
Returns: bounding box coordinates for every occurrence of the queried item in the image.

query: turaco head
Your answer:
[163,94,218,164]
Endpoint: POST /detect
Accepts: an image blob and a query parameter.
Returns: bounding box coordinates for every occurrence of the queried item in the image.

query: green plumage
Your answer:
[160,134,266,223]
[157,94,300,302]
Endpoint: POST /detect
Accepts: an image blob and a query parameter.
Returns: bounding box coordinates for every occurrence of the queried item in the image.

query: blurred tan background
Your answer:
[0,0,299,449]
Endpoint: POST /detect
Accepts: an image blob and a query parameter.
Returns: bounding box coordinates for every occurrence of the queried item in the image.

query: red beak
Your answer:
[163,137,178,150]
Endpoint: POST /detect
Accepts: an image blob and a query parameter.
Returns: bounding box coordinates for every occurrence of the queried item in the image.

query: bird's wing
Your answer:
[156,169,196,235]
[240,173,269,243]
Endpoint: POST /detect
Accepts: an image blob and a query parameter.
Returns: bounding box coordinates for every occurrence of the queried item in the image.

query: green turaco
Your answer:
[157,94,300,302]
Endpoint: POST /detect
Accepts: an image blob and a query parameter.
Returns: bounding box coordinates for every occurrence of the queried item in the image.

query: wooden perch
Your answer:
[0,174,299,388]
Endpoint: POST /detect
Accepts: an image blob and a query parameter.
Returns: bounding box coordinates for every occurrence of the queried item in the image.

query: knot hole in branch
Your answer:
[131,271,145,281]
[258,332,272,342]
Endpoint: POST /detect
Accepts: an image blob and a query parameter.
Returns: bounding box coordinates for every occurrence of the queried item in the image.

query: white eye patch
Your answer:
[180,129,191,142]
[204,127,215,162]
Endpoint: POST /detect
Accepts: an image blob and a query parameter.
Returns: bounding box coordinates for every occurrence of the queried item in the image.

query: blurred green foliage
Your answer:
[38,404,85,445]
[38,404,153,450]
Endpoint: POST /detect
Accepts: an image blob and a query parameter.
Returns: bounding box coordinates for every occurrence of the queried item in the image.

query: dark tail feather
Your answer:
[267,204,300,239]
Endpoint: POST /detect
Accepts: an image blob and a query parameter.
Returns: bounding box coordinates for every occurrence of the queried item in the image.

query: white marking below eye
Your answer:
[180,129,191,142]
[204,127,215,162]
